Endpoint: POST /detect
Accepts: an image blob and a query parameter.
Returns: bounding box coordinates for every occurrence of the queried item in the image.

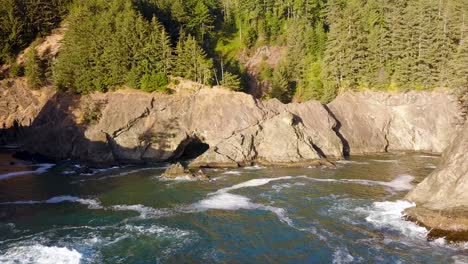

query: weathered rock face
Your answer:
[404,122,468,240]
[0,82,462,168]
[91,87,343,167]
[0,79,55,128]
[0,79,55,146]
[0,83,343,166]
[328,91,462,155]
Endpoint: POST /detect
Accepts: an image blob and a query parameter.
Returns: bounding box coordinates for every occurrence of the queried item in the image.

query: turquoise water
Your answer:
[0,151,467,263]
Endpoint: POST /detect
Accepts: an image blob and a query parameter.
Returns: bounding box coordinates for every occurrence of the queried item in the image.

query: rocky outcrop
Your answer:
[190,99,342,168]
[0,82,343,166]
[328,91,462,155]
[0,81,462,168]
[0,79,55,128]
[0,79,56,146]
[404,122,468,241]
[88,87,342,167]
[161,162,209,181]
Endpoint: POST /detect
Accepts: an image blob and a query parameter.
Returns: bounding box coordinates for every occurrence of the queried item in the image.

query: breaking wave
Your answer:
[365,200,428,239]
[0,244,82,264]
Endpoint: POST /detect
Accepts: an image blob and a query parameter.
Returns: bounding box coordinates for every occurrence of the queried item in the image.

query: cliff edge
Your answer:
[405,122,468,241]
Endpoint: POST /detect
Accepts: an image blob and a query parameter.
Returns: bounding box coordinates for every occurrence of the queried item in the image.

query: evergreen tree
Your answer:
[220,71,241,90]
[174,34,213,85]
[450,34,468,115]
[25,43,44,89]
[188,1,214,41]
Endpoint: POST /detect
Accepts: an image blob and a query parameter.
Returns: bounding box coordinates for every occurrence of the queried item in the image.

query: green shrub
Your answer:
[9,63,23,78]
[220,71,241,91]
[140,72,169,93]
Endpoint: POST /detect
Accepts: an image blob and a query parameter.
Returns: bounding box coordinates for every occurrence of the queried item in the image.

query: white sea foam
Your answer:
[365,200,428,239]
[159,175,196,182]
[195,193,253,210]
[0,163,54,181]
[111,204,171,218]
[190,176,299,225]
[305,175,415,191]
[222,170,242,175]
[0,244,82,264]
[332,247,355,264]
[243,165,266,170]
[79,167,158,182]
[378,175,414,191]
[452,255,468,264]
[193,192,293,225]
[372,159,399,163]
[0,196,103,209]
[124,224,191,238]
[418,155,439,159]
[213,176,293,194]
[336,160,370,165]
[272,182,305,192]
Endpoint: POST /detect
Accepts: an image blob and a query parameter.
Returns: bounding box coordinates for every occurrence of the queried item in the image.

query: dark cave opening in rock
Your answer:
[177,138,210,160]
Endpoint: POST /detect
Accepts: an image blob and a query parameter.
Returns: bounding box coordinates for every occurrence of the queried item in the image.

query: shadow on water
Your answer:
[0,90,209,221]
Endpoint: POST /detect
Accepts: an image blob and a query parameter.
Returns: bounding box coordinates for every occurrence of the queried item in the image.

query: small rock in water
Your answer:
[162,162,210,181]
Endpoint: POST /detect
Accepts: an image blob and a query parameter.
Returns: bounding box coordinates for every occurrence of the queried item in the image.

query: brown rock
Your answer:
[405,122,468,241]
[161,162,209,181]
[328,91,462,154]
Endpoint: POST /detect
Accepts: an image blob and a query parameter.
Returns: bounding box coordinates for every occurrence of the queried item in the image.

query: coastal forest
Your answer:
[0,0,466,105]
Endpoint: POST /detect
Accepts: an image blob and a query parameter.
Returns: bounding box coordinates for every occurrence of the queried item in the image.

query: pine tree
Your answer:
[450,33,468,115]
[220,71,241,90]
[25,43,43,89]
[188,1,214,42]
[174,34,213,85]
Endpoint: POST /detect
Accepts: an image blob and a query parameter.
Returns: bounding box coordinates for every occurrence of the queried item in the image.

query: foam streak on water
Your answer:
[193,192,293,225]
[111,204,172,218]
[305,175,415,191]
[212,176,294,194]
[0,195,103,209]
[193,177,296,226]
[0,163,54,181]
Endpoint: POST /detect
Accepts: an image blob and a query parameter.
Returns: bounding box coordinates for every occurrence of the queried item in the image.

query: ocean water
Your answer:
[0,151,467,264]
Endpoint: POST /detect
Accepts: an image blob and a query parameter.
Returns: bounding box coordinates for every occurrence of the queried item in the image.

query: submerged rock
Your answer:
[161,162,209,181]
[405,122,468,241]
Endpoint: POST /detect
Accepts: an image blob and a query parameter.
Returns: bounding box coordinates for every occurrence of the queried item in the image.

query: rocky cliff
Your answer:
[328,91,462,155]
[405,122,468,241]
[2,79,467,239]
[0,79,461,168]
[1,79,344,166]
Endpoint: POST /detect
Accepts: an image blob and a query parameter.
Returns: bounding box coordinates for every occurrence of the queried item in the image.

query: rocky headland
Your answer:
[0,77,466,241]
